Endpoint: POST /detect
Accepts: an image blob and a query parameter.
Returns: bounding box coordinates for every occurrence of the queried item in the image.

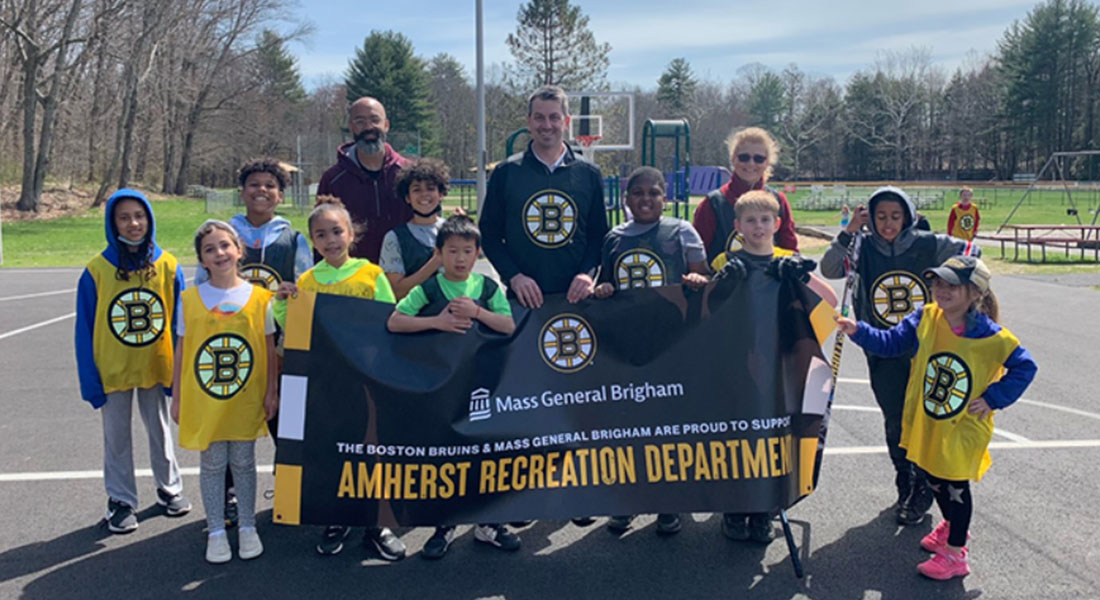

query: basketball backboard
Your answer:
[565,91,634,152]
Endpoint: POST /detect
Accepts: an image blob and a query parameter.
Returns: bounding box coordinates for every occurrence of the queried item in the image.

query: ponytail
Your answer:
[975,287,999,323]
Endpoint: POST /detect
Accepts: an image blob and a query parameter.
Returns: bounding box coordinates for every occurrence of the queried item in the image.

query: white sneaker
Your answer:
[206,531,232,564]
[238,527,264,560]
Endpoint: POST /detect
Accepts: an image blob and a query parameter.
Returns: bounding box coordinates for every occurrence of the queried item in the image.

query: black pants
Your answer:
[866,354,926,498]
[927,475,972,547]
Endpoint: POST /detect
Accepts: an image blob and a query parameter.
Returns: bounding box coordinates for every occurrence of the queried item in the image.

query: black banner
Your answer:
[273,272,836,527]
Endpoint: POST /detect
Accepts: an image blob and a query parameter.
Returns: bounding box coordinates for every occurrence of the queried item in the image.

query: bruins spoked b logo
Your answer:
[539,314,596,373]
[195,333,253,399]
[108,289,166,346]
[523,191,577,248]
[959,214,975,232]
[615,249,666,290]
[870,270,928,326]
[922,352,971,420]
[241,263,281,291]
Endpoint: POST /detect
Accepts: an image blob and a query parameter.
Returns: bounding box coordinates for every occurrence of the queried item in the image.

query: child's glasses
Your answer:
[736,153,767,164]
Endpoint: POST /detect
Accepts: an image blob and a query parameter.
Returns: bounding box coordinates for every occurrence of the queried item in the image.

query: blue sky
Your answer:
[287,0,1040,90]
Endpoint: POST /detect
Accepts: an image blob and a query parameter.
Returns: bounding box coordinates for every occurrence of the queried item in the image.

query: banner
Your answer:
[273,272,836,527]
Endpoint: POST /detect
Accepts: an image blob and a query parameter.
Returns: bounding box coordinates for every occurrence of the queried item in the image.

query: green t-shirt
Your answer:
[396,273,511,317]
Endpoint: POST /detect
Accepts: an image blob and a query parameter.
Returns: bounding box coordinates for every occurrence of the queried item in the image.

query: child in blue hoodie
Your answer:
[75,189,192,534]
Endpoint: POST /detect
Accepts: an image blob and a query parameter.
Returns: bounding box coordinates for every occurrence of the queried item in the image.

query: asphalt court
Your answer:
[1,266,1099,599]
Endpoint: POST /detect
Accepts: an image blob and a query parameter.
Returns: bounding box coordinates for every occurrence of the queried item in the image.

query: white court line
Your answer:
[4,440,1100,482]
[1018,398,1100,422]
[0,312,76,341]
[832,404,1031,442]
[0,268,83,274]
[0,288,75,302]
[837,377,871,385]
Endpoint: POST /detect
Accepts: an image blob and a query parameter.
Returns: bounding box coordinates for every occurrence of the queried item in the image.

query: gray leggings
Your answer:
[200,441,256,532]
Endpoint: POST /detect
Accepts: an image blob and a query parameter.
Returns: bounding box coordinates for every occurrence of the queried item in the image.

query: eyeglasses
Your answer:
[736,153,767,164]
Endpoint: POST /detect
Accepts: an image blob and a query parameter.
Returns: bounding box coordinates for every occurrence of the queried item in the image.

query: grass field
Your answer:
[3,182,1100,271]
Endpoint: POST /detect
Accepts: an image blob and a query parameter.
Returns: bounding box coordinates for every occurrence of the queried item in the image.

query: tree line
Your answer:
[2,0,1098,212]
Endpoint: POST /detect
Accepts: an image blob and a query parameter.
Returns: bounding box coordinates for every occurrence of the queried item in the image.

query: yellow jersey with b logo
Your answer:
[87,253,176,394]
[178,286,272,451]
[296,260,388,299]
[899,303,1019,481]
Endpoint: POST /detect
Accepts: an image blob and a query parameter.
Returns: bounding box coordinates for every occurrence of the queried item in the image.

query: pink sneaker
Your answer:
[920,521,972,553]
[917,548,970,580]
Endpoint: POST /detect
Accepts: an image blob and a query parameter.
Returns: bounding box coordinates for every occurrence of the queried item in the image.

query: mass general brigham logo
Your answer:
[539,313,596,373]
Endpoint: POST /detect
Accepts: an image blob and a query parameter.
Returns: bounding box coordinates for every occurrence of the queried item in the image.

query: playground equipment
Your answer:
[641,119,691,219]
[998,150,1100,231]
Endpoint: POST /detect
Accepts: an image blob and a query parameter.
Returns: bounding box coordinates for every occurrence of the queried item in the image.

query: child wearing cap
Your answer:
[836,255,1037,580]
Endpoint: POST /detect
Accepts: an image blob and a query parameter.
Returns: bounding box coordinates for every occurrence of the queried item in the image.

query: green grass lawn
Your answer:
[3,184,1099,269]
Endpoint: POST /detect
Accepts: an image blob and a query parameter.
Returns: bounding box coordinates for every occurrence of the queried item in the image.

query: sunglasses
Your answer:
[736,153,767,164]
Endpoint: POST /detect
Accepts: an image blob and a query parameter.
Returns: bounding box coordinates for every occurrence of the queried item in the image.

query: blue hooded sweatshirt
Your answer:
[74,189,185,408]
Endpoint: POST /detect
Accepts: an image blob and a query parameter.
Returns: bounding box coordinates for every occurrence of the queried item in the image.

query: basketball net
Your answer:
[575,135,602,149]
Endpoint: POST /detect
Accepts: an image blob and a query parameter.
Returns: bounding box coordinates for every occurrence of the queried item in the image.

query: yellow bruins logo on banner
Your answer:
[241,263,281,291]
[539,313,596,373]
[108,289,166,347]
[870,270,928,326]
[922,352,971,420]
[195,333,254,399]
[523,191,577,248]
[614,249,666,290]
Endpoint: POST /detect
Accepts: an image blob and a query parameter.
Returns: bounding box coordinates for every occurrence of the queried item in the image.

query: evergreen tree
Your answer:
[505,0,610,90]
[657,58,697,113]
[255,29,306,104]
[345,30,436,155]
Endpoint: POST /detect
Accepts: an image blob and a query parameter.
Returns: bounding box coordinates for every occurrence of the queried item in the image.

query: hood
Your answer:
[866,186,916,237]
[229,213,292,250]
[103,188,161,267]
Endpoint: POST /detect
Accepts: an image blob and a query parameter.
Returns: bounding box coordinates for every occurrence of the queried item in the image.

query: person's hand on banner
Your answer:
[566,273,595,303]
[435,309,473,333]
[448,296,479,319]
[715,253,747,281]
[682,272,709,290]
[510,273,543,308]
[593,282,614,299]
[276,281,298,300]
[834,315,858,335]
[768,256,816,284]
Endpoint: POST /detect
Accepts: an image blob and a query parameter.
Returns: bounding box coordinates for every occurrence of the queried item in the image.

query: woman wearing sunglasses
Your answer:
[693,127,799,263]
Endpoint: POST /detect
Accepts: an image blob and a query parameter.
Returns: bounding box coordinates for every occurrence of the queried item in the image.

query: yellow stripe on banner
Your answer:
[273,464,303,525]
[284,290,316,351]
[799,438,818,495]
[808,300,837,346]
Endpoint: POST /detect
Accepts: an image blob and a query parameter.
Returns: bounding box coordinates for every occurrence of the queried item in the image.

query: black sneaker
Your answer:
[421,526,456,560]
[474,524,521,551]
[748,514,776,543]
[571,517,596,526]
[721,513,749,541]
[365,527,406,561]
[656,513,682,535]
[224,488,238,529]
[606,515,633,532]
[156,488,192,517]
[316,525,350,555]
[106,498,138,534]
[509,520,533,528]
[897,484,934,526]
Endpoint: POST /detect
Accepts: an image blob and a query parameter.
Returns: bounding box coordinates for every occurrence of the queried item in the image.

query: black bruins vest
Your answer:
[241,227,297,291]
[856,233,937,329]
[392,223,435,275]
[705,186,786,262]
[603,217,687,290]
[417,274,501,317]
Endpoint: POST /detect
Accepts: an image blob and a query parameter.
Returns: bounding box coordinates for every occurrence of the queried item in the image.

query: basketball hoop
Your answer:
[575,135,602,149]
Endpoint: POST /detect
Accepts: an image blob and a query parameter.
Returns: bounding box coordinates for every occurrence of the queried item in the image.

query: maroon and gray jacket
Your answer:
[316,142,412,262]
